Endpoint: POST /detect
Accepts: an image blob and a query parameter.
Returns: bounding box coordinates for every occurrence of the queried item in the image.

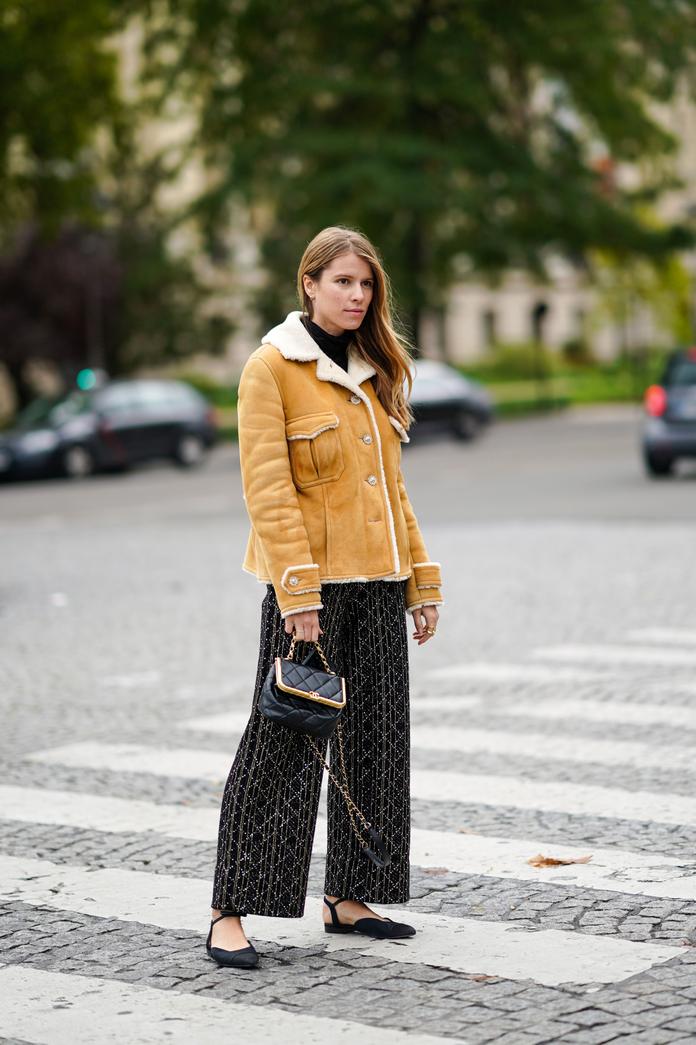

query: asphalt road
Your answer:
[1,405,696,1044]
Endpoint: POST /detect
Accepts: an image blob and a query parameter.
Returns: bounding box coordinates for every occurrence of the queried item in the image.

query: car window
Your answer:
[137,382,173,406]
[137,382,200,409]
[411,373,468,399]
[14,395,64,431]
[664,356,696,387]
[47,392,93,427]
[95,385,142,415]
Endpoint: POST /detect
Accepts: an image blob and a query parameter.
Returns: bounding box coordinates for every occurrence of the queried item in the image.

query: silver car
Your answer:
[406,359,494,441]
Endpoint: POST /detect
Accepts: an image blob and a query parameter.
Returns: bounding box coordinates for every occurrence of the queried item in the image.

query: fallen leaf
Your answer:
[528,853,593,867]
[423,867,450,876]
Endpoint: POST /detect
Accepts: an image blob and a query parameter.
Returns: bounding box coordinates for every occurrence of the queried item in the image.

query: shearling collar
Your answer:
[262,309,409,442]
[262,310,376,394]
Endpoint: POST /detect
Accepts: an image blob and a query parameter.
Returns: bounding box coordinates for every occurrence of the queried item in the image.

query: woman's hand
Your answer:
[284,608,323,642]
[411,604,439,645]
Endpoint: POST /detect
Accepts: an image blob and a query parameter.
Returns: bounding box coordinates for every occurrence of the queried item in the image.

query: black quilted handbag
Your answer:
[259,633,345,739]
[259,635,391,869]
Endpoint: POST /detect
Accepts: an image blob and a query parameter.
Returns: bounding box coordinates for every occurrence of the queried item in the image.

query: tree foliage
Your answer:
[0,123,231,408]
[0,2,231,409]
[147,0,696,334]
[0,0,120,231]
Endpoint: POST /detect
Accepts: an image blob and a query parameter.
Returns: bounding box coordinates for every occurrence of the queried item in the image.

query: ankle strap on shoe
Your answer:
[323,896,347,927]
[211,910,245,926]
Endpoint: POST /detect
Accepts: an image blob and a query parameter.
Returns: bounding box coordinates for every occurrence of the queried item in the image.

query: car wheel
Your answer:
[644,451,674,477]
[61,444,95,479]
[452,409,482,441]
[174,432,206,468]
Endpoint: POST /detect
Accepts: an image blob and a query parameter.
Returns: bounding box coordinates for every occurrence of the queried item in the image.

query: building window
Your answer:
[482,308,497,349]
[531,301,549,342]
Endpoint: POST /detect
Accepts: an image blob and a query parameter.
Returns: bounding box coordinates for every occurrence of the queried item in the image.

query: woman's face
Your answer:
[303,252,374,335]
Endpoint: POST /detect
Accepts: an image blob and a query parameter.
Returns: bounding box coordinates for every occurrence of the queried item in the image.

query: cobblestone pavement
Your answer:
[2,408,696,1043]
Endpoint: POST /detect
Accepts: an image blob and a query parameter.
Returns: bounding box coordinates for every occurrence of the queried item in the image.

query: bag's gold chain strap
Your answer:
[306,724,372,849]
[287,635,372,849]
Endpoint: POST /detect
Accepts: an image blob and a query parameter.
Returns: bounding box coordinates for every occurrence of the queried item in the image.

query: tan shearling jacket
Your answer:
[238,310,444,620]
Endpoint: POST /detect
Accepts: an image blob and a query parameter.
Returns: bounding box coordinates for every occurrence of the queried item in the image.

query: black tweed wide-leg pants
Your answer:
[211,578,410,917]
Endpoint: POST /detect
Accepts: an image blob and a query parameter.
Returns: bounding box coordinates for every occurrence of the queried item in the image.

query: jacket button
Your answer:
[362,434,372,444]
[350,395,361,404]
[289,576,299,585]
[367,474,377,485]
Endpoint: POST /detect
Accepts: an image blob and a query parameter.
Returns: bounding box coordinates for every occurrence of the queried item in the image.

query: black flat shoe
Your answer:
[323,896,416,940]
[206,911,259,968]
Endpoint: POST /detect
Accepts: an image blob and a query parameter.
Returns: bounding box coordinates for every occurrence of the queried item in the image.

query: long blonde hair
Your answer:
[297,226,414,428]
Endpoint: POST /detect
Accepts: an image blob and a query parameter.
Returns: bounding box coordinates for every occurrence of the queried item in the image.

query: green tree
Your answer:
[0,0,120,231]
[591,251,693,350]
[146,0,696,338]
[0,3,231,411]
[0,122,232,408]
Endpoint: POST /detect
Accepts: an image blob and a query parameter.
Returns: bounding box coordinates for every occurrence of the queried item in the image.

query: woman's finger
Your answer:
[411,606,440,644]
[283,610,322,641]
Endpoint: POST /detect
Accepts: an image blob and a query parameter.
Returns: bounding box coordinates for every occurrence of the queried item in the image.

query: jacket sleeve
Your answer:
[237,354,323,620]
[396,465,444,614]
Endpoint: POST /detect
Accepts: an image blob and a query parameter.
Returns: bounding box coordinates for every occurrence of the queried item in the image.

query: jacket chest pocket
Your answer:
[285,411,344,489]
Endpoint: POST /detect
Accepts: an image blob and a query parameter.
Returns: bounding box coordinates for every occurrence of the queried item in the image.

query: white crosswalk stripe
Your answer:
[410,769,696,826]
[626,627,696,645]
[0,965,460,1045]
[177,710,254,734]
[0,785,219,842]
[533,643,696,666]
[425,662,613,682]
[408,724,696,770]
[25,740,696,826]
[0,855,683,987]
[4,784,696,901]
[490,696,696,730]
[26,742,231,782]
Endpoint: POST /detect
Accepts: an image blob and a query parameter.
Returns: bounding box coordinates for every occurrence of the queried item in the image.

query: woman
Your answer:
[207,225,443,968]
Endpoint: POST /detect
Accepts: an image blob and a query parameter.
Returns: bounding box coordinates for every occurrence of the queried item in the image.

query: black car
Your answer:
[407,359,494,441]
[642,348,696,476]
[0,378,219,481]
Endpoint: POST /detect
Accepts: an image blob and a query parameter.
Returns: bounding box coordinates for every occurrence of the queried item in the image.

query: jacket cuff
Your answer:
[412,561,442,589]
[279,562,322,595]
[279,599,324,621]
[407,593,444,615]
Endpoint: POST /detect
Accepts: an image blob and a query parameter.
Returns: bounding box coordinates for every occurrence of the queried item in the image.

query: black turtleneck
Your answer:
[301,314,352,373]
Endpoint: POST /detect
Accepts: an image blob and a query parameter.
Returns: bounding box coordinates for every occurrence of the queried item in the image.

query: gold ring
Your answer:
[426,626,436,635]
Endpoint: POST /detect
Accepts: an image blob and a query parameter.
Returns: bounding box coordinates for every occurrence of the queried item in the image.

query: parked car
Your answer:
[642,348,696,476]
[0,378,218,481]
[406,359,494,441]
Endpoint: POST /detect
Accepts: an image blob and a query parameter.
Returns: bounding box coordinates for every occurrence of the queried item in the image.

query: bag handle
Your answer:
[287,634,334,674]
